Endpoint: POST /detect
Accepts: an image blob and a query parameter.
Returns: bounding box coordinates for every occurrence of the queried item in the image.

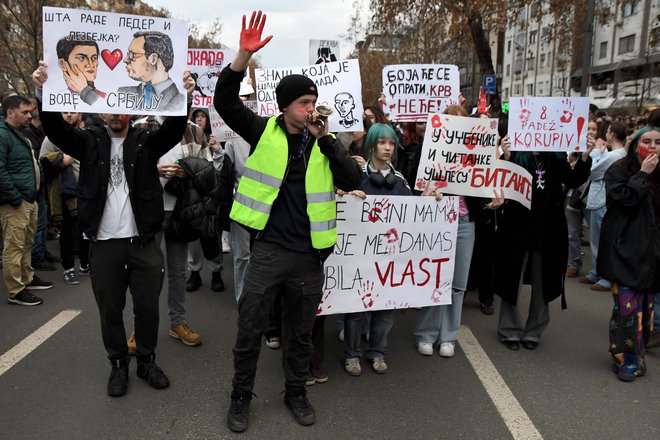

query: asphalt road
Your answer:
[1,242,659,440]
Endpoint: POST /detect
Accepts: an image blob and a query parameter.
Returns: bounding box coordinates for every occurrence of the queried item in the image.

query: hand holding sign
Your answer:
[240,11,273,54]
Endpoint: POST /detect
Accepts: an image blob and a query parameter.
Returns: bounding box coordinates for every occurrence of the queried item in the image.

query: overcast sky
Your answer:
[144,0,367,68]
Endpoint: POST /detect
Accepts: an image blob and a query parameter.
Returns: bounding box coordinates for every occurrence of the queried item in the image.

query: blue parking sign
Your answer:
[482,75,496,94]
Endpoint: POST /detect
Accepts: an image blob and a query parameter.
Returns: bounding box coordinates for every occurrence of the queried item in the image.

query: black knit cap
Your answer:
[275,74,318,110]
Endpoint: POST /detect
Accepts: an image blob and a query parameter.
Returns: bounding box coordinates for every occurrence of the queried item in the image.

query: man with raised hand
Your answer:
[214,10,361,433]
[33,60,196,397]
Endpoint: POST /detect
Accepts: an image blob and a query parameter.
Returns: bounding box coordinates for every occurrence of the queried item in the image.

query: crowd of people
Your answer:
[0,9,658,434]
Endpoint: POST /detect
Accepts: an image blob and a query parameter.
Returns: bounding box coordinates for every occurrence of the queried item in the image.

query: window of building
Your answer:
[530,31,537,45]
[507,40,512,53]
[514,59,523,73]
[514,84,521,95]
[506,64,510,76]
[538,82,544,95]
[503,88,509,100]
[527,57,535,71]
[599,41,608,59]
[623,0,641,17]
[540,53,546,68]
[619,34,635,54]
[527,84,534,95]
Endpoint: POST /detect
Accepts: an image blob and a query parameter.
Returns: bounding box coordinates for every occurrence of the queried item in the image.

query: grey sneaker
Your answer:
[63,269,80,285]
[78,264,90,276]
[344,357,361,376]
[371,356,388,374]
[8,289,43,306]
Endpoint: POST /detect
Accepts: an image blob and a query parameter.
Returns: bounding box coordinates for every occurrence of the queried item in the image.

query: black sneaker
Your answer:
[480,302,495,315]
[186,271,201,292]
[284,390,316,426]
[107,358,130,397]
[227,391,252,432]
[32,258,56,271]
[136,355,170,389]
[78,264,90,276]
[211,271,225,292]
[26,275,53,290]
[8,289,43,306]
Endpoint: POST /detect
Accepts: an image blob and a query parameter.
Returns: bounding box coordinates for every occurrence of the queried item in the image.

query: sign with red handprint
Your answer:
[509,97,590,152]
[415,113,533,209]
[319,195,459,315]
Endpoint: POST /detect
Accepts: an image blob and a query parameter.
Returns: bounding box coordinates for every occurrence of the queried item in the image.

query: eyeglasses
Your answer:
[125,51,146,62]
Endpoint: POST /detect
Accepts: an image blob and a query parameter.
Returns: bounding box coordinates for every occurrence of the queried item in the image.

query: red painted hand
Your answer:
[240,11,273,53]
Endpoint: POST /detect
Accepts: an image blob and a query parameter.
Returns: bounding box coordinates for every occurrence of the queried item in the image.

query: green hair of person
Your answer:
[365,123,398,160]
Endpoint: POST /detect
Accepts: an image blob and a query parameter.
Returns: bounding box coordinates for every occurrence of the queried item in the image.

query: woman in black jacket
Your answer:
[597,126,660,382]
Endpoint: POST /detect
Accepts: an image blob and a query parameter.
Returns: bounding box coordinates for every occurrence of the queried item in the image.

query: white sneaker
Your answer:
[344,357,361,376]
[439,342,455,358]
[417,342,433,356]
[338,329,344,342]
[371,356,387,374]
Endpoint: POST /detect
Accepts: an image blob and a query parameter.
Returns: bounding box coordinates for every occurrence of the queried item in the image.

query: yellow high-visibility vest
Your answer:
[230,117,337,249]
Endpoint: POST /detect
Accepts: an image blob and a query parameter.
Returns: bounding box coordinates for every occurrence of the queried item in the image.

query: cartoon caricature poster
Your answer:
[187,48,236,108]
[254,59,363,132]
[42,7,189,116]
[508,97,590,152]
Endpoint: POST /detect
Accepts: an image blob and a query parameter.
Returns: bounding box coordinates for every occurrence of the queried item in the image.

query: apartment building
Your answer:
[501,0,660,113]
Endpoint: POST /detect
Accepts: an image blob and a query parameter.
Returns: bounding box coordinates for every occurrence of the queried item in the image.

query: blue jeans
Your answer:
[344,310,393,359]
[654,294,660,335]
[587,207,610,288]
[415,217,475,344]
[30,190,48,260]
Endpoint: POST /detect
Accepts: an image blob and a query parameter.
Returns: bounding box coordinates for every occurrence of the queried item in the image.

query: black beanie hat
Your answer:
[275,74,318,110]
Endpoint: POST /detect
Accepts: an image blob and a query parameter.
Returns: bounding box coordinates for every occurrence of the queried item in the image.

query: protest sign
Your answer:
[254,59,363,132]
[509,97,590,151]
[414,114,533,209]
[208,101,257,142]
[318,195,459,316]
[187,48,236,108]
[382,64,460,122]
[42,7,188,115]
[309,39,340,64]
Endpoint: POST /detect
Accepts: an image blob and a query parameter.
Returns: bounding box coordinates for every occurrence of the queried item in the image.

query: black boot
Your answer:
[211,271,225,292]
[137,353,170,390]
[107,357,129,397]
[284,388,316,426]
[186,271,202,292]
[227,391,252,432]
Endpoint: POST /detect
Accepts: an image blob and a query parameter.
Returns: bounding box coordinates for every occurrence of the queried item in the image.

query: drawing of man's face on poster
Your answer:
[197,57,224,96]
[335,92,359,128]
[57,39,99,81]
[56,37,105,105]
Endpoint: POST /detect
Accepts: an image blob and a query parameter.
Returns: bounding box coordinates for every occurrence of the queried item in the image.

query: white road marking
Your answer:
[0,309,81,377]
[459,325,543,440]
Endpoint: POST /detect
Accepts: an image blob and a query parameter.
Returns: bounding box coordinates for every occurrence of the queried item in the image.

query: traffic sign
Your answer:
[482,75,496,94]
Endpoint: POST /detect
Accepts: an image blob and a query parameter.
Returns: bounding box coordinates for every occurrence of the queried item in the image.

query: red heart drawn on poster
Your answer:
[101,49,123,70]
[431,114,442,128]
